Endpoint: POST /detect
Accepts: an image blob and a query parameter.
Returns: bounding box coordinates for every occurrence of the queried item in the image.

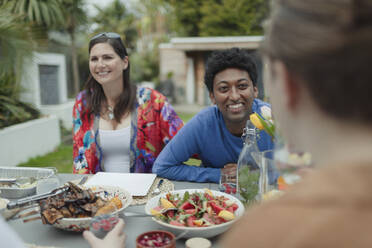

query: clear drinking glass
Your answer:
[219,164,237,194]
[252,150,280,198]
[90,209,120,239]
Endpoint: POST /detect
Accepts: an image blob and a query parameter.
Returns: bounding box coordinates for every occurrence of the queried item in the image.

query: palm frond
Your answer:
[0,94,40,129]
[33,0,42,25]
[2,0,64,27]
[0,9,34,77]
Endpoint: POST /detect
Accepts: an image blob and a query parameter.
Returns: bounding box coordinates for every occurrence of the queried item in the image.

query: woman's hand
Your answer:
[83,218,126,248]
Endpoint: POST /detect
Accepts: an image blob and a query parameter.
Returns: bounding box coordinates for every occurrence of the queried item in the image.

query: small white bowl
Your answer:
[145,189,245,238]
[51,185,132,232]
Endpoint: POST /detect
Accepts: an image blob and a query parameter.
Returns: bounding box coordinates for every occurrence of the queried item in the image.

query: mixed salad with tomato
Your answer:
[151,189,239,227]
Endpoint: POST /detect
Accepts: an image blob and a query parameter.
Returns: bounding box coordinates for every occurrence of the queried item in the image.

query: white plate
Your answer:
[85,172,157,196]
[145,189,245,238]
[51,185,132,232]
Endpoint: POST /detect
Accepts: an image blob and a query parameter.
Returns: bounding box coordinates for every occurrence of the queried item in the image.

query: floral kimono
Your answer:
[72,87,184,174]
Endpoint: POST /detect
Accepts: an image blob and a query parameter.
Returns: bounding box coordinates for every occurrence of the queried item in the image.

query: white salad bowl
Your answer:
[145,189,245,238]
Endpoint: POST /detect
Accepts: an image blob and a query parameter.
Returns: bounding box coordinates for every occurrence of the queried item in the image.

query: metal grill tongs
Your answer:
[6,186,68,210]
[6,176,89,210]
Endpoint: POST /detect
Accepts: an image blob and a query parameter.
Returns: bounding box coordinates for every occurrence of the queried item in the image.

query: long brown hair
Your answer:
[83,35,137,122]
[261,0,372,123]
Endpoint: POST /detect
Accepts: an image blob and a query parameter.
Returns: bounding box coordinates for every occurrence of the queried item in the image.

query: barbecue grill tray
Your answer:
[0,167,55,199]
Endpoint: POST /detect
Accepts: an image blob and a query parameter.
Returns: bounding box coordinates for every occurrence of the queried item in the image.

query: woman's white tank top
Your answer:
[99,126,131,173]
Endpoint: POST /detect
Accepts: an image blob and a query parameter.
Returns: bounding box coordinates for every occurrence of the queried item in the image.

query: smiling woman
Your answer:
[72,32,183,175]
[89,43,129,91]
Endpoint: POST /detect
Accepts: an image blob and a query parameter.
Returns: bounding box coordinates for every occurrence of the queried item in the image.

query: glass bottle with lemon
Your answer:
[236,118,268,205]
[237,111,280,205]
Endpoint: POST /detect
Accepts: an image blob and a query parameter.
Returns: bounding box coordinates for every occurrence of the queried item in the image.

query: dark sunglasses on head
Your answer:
[90,32,121,41]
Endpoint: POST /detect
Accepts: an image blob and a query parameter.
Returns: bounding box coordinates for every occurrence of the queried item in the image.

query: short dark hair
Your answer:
[204,47,258,93]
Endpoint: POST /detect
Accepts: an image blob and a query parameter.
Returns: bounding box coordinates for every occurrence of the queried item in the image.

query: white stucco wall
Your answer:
[0,116,61,167]
[39,100,75,129]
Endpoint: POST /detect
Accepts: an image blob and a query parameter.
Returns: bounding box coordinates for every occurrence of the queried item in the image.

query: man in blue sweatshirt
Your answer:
[152,48,273,183]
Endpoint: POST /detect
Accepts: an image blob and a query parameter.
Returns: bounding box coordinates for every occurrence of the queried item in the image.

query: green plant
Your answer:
[0,8,41,128]
[1,0,64,27]
[160,0,269,36]
[0,95,40,129]
[91,0,137,50]
[130,49,160,84]
[238,166,259,205]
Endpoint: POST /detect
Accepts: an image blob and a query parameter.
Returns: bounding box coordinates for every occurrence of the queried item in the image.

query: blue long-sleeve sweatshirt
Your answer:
[152,99,274,183]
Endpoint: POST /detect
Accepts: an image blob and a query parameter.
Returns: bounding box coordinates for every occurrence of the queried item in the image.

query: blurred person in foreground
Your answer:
[83,219,125,248]
[153,48,273,183]
[73,32,183,174]
[222,0,372,247]
[0,216,125,248]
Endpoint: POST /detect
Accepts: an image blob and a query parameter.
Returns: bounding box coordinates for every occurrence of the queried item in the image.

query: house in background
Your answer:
[159,36,264,105]
[20,52,74,129]
[19,32,79,129]
[1,51,70,167]
[0,34,77,167]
